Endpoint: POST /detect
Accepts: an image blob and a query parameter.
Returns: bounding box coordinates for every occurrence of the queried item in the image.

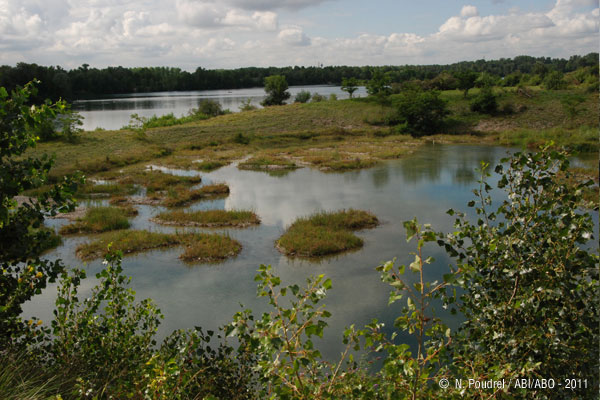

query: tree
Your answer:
[454,70,478,97]
[470,86,498,114]
[366,69,391,98]
[261,75,290,106]
[0,81,80,350]
[393,90,449,136]
[441,148,598,399]
[341,77,359,98]
[544,71,567,90]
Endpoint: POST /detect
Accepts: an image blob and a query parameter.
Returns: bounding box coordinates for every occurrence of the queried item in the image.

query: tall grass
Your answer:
[277,209,378,257]
[60,206,131,235]
[76,229,242,262]
[155,209,259,227]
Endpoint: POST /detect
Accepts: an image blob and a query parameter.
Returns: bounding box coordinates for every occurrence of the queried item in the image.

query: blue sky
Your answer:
[0,0,597,70]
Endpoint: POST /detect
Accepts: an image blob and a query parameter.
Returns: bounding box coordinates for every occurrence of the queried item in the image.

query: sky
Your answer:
[0,0,598,70]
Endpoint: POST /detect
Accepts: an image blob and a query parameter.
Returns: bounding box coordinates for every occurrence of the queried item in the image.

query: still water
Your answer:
[72,85,367,131]
[25,144,599,359]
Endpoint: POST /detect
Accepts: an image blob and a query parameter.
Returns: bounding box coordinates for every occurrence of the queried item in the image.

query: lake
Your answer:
[25,143,599,360]
[72,85,368,131]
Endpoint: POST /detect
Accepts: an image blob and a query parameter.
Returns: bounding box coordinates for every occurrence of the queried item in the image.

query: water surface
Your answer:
[26,144,599,359]
[73,85,367,131]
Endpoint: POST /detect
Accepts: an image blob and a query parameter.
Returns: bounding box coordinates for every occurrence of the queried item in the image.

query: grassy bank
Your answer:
[25,87,597,186]
[277,209,378,257]
[76,229,241,262]
[154,209,259,227]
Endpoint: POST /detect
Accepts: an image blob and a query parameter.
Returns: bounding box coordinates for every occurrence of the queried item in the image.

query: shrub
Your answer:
[311,92,326,102]
[0,81,80,350]
[51,251,162,397]
[294,90,311,103]
[393,89,449,136]
[544,71,567,90]
[440,147,598,399]
[238,98,257,111]
[197,100,224,117]
[470,86,498,114]
[261,75,290,106]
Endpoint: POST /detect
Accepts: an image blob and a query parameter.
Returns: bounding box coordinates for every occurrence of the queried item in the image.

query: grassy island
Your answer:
[75,229,241,262]
[277,209,379,257]
[153,209,260,227]
[59,206,134,235]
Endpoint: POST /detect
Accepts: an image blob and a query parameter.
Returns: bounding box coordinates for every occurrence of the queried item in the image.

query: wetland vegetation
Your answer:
[277,209,379,257]
[1,56,598,399]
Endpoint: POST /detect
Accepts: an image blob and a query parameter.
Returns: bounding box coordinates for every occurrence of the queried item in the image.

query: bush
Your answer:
[470,86,498,114]
[238,98,257,111]
[261,75,290,106]
[544,71,567,90]
[311,92,326,102]
[393,89,449,136]
[441,147,598,399]
[197,99,224,117]
[294,90,311,103]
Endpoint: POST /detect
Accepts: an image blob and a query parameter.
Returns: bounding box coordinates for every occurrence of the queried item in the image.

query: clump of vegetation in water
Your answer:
[60,206,132,235]
[161,183,230,207]
[180,233,242,263]
[277,209,378,257]
[154,209,260,227]
[75,182,138,198]
[122,170,202,194]
[75,229,241,262]
[194,160,228,172]
[238,156,298,172]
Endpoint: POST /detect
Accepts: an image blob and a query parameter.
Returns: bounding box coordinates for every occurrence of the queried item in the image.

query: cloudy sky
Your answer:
[0,0,597,70]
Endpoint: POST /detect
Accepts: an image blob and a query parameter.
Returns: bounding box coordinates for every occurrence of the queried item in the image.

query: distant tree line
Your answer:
[0,53,597,102]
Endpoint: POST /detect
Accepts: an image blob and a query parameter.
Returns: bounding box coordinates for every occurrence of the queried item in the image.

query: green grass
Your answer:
[76,182,138,198]
[238,156,298,171]
[24,88,598,185]
[0,353,61,400]
[76,229,241,262]
[121,170,202,193]
[60,206,131,235]
[154,209,260,227]
[277,209,378,257]
[180,233,242,263]
[161,183,230,207]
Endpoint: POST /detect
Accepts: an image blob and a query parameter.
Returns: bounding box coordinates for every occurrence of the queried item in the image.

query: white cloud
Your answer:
[278,27,310,46]
[0,0,597,69]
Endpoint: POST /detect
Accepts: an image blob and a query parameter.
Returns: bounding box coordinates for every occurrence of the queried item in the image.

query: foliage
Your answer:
[0,81,80,351]
[470,86,498,114]
[454,70,478,97]
[1,54,597,101]
[341,77,359,98]
[59,107,83,143]
[226,265,361,399]
[51,250,162,397]
[239,98,258,111]
[393,90,449,136]
[366,69,391,99]
[560,93,585,124]
[367,219,453,398]
[311,93,326,102]
[261,75,291,106]
[294,90,311,103]
[544,71,567,90]
[197,99,225,117]
[440,147,599,399]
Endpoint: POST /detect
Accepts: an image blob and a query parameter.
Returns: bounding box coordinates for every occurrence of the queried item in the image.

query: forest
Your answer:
[0,53,597,102]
